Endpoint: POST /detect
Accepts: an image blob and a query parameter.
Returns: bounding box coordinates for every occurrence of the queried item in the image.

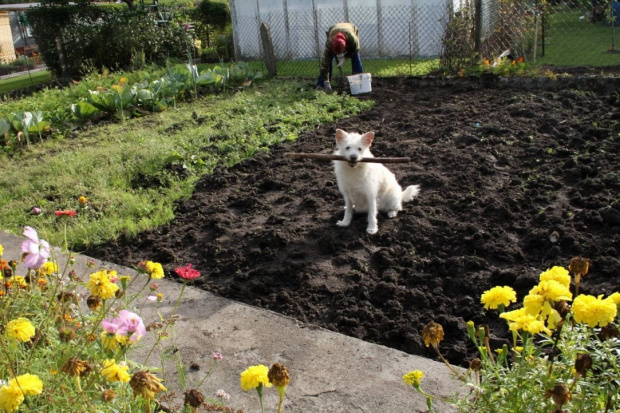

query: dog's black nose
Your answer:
[349,154,358,161]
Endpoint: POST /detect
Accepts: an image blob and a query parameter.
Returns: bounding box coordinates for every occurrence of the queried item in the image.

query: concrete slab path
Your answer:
[0,230,466,412]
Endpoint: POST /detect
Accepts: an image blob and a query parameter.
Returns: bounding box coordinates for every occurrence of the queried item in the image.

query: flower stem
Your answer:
[257,384,265,413]
[143,280,187,365]
[433,345,464,381]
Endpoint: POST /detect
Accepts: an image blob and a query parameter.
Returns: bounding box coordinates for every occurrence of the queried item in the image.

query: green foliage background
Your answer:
[26,5,190,79]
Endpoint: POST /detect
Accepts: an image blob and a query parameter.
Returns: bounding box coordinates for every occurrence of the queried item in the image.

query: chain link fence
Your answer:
[233,0,619,76]
[479,0,620,67]
[2,0,619,96]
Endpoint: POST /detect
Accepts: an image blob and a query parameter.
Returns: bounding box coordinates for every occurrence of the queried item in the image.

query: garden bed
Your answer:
[86,72,620,366]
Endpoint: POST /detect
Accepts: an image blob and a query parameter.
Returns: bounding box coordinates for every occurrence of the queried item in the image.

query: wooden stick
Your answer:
[284,153,410,163]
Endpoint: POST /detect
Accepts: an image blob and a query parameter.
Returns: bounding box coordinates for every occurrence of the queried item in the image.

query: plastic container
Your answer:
[347,73,372,95]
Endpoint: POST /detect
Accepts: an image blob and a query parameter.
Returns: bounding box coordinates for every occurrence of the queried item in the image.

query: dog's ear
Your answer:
[361,131,374,146]
[335,129,348,143]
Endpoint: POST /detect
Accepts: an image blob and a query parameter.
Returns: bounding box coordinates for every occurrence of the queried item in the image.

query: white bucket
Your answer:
[347,73,372,95]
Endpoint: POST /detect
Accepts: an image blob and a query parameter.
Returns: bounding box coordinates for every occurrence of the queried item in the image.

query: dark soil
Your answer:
[85,72,620,366]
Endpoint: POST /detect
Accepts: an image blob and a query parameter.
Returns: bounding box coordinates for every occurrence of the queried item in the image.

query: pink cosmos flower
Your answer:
[174,264,201,280]
[101,317,122,334]
[115,310,147,342]
[21,226,50,269]
[101,310,146,343]
[212,351,223,360]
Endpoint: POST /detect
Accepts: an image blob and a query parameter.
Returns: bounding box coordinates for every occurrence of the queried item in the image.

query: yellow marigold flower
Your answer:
[402,370,424,387]
[5,318,36,342]
[0,385,24,413]
[78,195,88,205]
[481,286,517,310]
[7,276,27,289]
[572,294,617,328]
[240,365,272,391]
[129,371,167,400]
[0,243,3,257]
[521,318,550,335]
[539,266,571,288]
[529,280,572,303]
[8,374,43,396]
[101,359,131,383]
[145,261,164,279]
[609,292,620,306]
[100,332,128,351]
[500,308,551,335]
[87,270,119,299]
[39,262,59,276]
[523,293,544,315]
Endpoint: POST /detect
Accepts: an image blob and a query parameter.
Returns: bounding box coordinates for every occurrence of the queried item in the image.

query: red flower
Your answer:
[174,264,201,280]
[55,210,77,217]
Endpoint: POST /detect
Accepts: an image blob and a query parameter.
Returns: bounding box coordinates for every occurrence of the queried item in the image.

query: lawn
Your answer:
[534,6,620,66]
[0,78,373,249]
[0,70,52,94]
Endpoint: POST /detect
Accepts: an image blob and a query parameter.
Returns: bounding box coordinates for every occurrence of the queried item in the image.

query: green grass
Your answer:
[0,70,52,94]
[534,6,620,67]
[242,58,439,79]
[0,79,373,249]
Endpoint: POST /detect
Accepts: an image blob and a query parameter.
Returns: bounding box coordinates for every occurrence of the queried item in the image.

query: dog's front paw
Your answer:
[337,220,350,227]
[387,211,398,218]
[366,227,378,235]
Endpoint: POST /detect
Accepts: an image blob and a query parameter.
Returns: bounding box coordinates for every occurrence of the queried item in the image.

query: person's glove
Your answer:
[323,81,332,93]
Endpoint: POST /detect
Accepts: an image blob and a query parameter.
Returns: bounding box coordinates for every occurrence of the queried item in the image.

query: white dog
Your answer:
[333,129,420,234]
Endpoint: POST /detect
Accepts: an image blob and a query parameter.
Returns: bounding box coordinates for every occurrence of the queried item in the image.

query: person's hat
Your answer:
[331,33,347,54]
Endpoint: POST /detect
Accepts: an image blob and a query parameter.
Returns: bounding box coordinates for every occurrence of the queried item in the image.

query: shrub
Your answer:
[26,5,190,79]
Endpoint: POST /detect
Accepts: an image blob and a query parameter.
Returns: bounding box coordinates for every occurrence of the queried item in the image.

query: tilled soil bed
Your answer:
[86,72,620,366]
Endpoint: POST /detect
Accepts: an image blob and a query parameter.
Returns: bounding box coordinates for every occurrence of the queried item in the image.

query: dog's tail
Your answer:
[402,185,421,203]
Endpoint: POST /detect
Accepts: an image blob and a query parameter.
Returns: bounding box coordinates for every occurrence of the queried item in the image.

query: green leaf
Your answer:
[0,119,12,135]
[71,101,98,119]
[164,151,184,164]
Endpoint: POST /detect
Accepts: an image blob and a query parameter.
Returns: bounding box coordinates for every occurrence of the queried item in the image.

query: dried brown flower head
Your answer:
[57,291,76,303]
[569,257,591,276]
[469,358,482,372]
[184,388,205,408]
[574,353,593,377]
[599,323,619,341]
[101,389,116,403]
[554,300,571,320]
[58,326,77,343]
[146,321,164,331]
[422,321,445,348]
[545,384,572,406]
[129,370,167,400]
[87,294,102,311]
[268,362,290,388]
[61,357,91,377]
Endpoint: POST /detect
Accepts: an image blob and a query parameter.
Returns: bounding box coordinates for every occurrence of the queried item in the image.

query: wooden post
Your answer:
[474,0,482,56]
[260,22,277,77]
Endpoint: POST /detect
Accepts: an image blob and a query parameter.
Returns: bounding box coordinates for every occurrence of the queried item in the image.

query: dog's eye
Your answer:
[345,146,350,150]
[358,147,362,151]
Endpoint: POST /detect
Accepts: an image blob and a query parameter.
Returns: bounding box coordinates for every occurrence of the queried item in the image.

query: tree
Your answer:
[193,0,231,47]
